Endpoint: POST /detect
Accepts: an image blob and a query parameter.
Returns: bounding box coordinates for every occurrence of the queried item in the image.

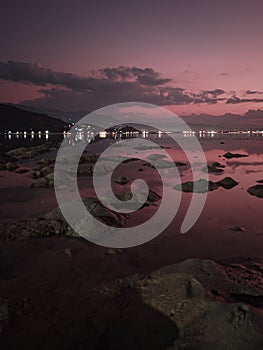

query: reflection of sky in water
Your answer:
[0,135,263,260]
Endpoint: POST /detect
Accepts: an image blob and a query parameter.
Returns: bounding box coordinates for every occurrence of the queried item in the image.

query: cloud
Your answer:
[0,61,230,110]
[98,66,172,86]
[226,95,263,104]
[245,90,263,95]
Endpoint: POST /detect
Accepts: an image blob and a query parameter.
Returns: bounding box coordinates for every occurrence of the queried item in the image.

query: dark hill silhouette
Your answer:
[0,104,68,132]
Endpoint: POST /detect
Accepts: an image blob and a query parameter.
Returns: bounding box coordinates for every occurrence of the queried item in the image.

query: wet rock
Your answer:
[202,164,224,173]
[134,145,160,151]
[144,159,179,169]
[6,162,18,171]
[77,164,93,176]
[216,177,238,189]
[15,168,30,174]
[30,173,54,188]
[223,152,248,159]
[80,153,99,164]
[63,248,72,257]
[92,259,263,350]
[113,175,129,185]
[0,197,128,240]
[147,154,167,161]
[212,161,225,168]
[229,226,245,232]
[113,190,161,209]
[247,185,263,198]
[37,158,54,166]
[175,177,238,193]
[6,144,53,160]
[174,179,219,193]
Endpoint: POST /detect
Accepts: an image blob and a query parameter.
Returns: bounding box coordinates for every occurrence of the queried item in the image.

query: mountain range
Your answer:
[1,103,263,132]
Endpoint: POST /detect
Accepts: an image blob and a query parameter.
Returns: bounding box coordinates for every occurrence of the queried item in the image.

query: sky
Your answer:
[0,0,263,118]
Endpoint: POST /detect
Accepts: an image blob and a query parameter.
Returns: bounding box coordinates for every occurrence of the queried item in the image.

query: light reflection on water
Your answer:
[0,133,263,257]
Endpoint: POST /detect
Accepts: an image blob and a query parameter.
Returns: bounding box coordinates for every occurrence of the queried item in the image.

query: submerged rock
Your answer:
[144,159,185,169]
[30,173,54,188]
[216,177,238,190]
[202,164,224,173]
[247,185,263,198]
[5,162,18,171]
[229,226,245,232]
[77,164,93,176]
[174,179,218,193]
[223,152,248,159]
[113,175,129,185]
[109,189,161,209]
[15,168,30,174]
[174,177,238,193]
[6,144,54,160]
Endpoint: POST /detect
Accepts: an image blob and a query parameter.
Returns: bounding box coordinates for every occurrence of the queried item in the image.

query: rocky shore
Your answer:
[0,144,263,349]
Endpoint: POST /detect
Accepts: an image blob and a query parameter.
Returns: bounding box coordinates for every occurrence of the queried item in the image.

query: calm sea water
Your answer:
[0,133,262,260]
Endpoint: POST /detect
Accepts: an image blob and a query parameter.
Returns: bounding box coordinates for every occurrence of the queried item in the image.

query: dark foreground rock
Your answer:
[0,258,262,349]
[0,197,128,241]
[6,143,56,160]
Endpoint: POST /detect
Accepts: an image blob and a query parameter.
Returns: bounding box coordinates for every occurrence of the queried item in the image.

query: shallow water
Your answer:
[0,134,262,261]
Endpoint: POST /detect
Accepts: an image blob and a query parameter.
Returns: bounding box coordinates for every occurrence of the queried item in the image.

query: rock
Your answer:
[6,144,54,160]
[107,248,122,255]
[175,177,239,193]
[92,259,263,349]
[229,226,245,232]
[63,248,72,257]
[174,179,219,193]
[111,189,161,209]
[77,164,93,176]
[247,185,263,198]
[147,154,167,161]
[30,173,54,188]
[6,162,18,171]
[143,159,177,169]
[212,162,225,168]
[0,197,128,240]
[256,179,263,184]
[216,177,238,189]
[37,158,54,166]
[15,168,30,174]
[80,153,99,164]
[223,152,248,159]
[39,165,54,177]
[202,164,224,173]
[134,145,160,150]
[113,176,129,185]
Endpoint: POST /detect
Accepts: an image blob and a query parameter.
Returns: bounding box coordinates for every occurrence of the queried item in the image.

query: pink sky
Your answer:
[0,0,263,116]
